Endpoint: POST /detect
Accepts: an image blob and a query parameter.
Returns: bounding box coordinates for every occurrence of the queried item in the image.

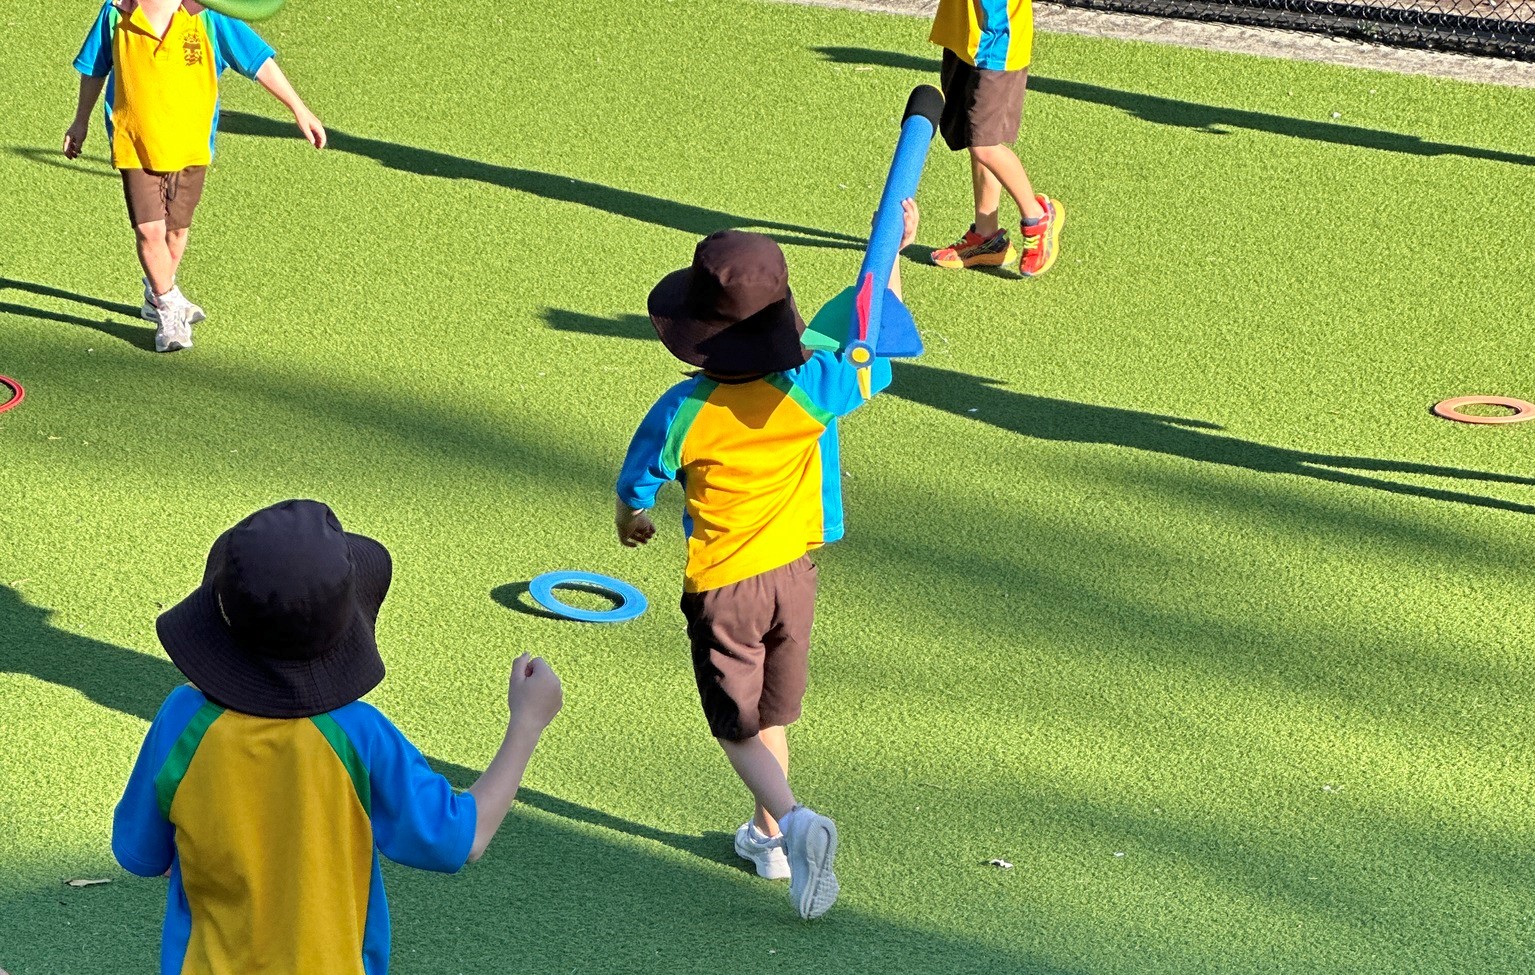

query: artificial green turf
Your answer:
[3,1,1535,972]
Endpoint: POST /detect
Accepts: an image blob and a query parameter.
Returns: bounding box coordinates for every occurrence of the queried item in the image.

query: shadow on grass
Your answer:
[217,112,864,250]
[894,362,1535,515]
[812,47,1535,167]
[0,582,1078,974]
[489,581,564,620]
[542,307,653,340]
[0,279,155,352]
[6,146,116,177]
[537,307,1535,515]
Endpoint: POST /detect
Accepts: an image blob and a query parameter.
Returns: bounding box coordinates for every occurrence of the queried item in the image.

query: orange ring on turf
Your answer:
[1431,396,1535,425]
[0,376,23,415]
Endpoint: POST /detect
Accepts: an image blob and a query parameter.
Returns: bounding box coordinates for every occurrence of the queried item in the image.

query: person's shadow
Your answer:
[534,307,1535,516]
[217,111,864,251]
[810,47,1535,168]
[0,278,156,352]
[895,362,1535,515]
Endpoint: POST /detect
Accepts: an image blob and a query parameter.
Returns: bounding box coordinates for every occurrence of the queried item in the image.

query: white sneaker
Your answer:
[154,300,193,353]
[780,805,839,920]
[142,280,205,325]
[735,822,790,880]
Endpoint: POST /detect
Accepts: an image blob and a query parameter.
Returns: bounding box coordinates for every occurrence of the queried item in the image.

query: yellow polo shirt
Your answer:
[73,1,276,171]
[930,0,1034,72]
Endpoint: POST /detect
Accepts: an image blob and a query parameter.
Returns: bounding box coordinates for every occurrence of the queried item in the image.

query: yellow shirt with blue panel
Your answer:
[930,0,1034,71]
[73,1,276,171]
[113,685,478,975]
[618,350,893,594]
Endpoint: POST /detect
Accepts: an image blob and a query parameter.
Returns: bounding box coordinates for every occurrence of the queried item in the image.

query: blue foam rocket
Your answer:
[804,84,944,397]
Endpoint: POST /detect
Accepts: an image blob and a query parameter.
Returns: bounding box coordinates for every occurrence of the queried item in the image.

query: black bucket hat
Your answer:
[156,499,391,719]
[647,230,811,374]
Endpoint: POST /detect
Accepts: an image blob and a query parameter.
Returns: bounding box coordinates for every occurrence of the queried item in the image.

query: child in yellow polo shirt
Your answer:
[64,0,326,352]
[927,0,1065,277]
[614,201,920,920]
[117,499,565,974]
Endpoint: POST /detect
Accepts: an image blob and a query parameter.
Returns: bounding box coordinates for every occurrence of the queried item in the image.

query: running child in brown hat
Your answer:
[112,499,562,974]
[614,202,919,920]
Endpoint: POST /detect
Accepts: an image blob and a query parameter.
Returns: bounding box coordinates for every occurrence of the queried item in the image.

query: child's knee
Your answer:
[133,221,168,245]
[969,143,1008,166]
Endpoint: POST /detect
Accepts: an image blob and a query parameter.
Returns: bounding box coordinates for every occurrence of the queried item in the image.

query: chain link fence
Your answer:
[1053,0,1535,59]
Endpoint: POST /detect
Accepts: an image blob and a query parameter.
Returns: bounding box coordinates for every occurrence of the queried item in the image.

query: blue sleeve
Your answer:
[111,686,206,877]
[785,350,892,418]
[616,379,698,510]
[72,3,115,78]
[206,11,275,79]
[331,703,477,873]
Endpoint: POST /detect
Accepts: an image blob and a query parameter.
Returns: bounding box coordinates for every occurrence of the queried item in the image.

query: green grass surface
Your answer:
[4,1,1535,972]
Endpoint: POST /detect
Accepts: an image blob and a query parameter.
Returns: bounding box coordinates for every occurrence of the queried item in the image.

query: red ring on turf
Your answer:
[1431,396,1535,425]
[0,376,23,415]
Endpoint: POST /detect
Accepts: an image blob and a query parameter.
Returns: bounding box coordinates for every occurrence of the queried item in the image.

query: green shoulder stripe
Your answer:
[765,372,834,426]
[310,714,372,815]
[661,379,716,475]
[153,702,225,819]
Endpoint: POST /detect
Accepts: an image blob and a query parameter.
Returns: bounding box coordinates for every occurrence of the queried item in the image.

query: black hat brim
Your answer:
[156,531,392,719]
[648,267,811,374]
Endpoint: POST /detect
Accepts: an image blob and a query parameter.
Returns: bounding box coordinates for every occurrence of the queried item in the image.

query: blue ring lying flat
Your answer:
[528,571,648,623]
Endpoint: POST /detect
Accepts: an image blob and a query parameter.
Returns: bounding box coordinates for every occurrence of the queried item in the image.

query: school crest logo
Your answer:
[182,31,205,66]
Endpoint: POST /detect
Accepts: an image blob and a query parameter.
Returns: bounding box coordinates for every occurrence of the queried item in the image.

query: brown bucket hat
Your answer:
[647,230,811,374]
[156,499,391,719]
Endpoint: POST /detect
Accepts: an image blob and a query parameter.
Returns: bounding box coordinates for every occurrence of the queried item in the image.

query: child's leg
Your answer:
[133,219,177,298]
[718,732,795,825]
[166,227,190,276]
[970,144,1045,225]
[162,167,206,285]
[685,557,815,828]
[755,725,789,834]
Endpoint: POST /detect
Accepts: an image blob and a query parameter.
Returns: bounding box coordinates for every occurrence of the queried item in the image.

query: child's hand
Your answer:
[615,501,656,547]
[63,121,88,159]
[870,198,921,250]
[293,107,326,149]
[898,198,920,250]
[507,652,563,732]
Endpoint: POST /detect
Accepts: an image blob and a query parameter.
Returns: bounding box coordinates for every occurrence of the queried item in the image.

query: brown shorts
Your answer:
[680,556,818,741]
[121,166,207,231]
[939,49,1027,151]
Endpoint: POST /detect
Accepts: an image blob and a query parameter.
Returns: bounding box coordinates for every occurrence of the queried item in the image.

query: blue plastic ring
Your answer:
[528,571,648,623]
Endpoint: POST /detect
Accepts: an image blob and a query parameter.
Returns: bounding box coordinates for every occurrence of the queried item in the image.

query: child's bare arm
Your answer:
[615,496,657,547]
[252,59,326,149]
[888,198,920,301]
[63,75,106,159]
[465,653,563,861]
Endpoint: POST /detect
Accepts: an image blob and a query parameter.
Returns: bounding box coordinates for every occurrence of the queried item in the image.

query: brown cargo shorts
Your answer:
[121,166,207,231]
[680,555,818,741]
[939,49,1028,151]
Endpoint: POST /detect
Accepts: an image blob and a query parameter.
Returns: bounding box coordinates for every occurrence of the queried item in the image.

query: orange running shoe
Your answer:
[1018,195,1064,277]
[930,225,1016,269]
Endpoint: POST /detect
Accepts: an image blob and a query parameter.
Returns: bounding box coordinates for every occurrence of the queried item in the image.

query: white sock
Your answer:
[748,821,778,843]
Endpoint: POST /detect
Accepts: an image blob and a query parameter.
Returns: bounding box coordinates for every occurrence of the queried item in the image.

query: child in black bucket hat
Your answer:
[615,202,920,920]
[112,499,563,975]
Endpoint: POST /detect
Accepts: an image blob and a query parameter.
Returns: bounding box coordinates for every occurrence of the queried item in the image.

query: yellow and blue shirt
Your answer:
[618,350,892,593]
[73,1,274,171]
[930,0,1034,71]
[113,685,477,975]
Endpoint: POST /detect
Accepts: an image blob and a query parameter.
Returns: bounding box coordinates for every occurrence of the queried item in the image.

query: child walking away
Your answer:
[614,202,919,920]
[114,500,562,974]
[928,0,1064,276]
[65,0,326,352]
